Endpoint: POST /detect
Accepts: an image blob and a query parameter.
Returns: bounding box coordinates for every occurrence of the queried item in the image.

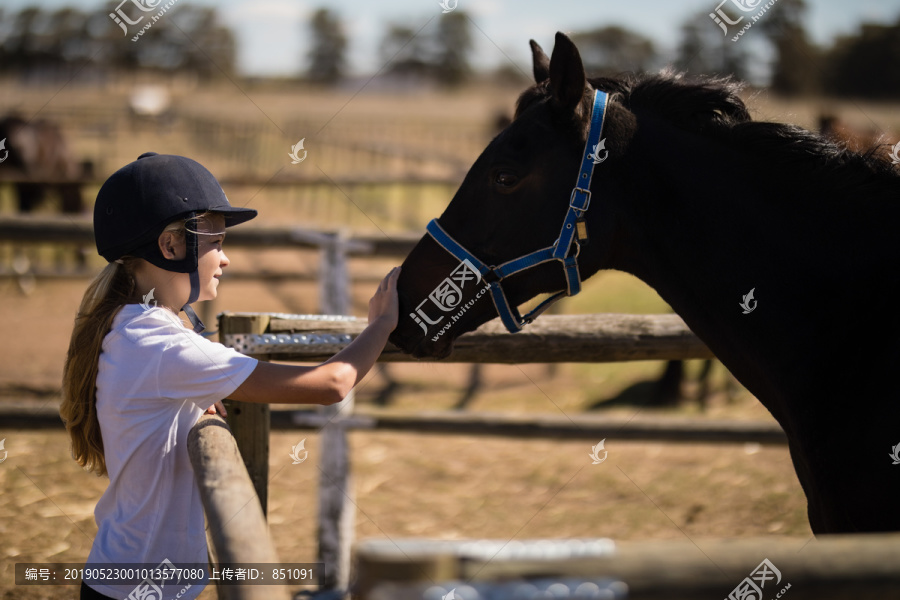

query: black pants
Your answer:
[80,582,116,600]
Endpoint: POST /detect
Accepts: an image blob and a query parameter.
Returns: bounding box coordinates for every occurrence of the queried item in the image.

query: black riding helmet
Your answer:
[94,152,257,332]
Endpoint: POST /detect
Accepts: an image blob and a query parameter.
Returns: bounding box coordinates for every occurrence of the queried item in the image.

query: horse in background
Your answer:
[0,115,91,279]
[0,115,87,214]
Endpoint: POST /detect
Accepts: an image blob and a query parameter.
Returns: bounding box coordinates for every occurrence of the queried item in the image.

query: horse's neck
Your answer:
[602,115,900,416]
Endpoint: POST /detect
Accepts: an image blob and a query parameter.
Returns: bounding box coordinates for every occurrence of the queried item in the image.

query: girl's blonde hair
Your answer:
[60,218,191,476]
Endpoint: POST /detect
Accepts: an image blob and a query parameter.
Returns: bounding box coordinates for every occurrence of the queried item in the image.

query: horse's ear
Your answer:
[549,32,586,113]
[530,39,550,83]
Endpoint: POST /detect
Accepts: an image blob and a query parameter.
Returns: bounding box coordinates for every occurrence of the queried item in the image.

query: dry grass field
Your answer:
[4,79,896,597]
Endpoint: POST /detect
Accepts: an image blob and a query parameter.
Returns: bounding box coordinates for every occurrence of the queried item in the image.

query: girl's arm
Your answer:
[228,267,400,406]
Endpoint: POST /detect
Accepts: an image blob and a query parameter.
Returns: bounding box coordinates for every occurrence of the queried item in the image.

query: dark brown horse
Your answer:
[0,115,85,214]
[388,32,900,534]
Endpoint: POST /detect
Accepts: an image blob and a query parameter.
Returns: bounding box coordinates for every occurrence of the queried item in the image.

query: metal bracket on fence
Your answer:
[221,312,362,322]
[222,332,354,355]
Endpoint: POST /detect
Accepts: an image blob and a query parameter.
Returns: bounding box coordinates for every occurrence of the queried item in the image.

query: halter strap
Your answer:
[425,89,609,333]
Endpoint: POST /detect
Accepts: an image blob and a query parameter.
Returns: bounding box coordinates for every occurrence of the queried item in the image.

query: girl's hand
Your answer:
[207,400,227,416]
[368,267,400,330]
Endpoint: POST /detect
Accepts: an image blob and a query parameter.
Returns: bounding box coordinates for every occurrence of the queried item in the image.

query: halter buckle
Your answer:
[570,187,591,212]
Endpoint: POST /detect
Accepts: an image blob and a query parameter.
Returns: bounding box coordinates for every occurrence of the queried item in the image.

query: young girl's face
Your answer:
[195,213,229,302]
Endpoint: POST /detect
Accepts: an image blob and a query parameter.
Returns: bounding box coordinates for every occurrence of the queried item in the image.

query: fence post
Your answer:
[317,230,355,595]
[188,414,284,600]
[219,313,272,514]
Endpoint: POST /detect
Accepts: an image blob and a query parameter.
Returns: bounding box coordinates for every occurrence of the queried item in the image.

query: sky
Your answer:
[5,0,900,77]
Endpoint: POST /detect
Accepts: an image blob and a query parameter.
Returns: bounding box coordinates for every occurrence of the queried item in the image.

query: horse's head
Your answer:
[390,32,636,358]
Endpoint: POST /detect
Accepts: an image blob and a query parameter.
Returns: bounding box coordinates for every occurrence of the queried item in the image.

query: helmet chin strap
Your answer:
[182,270,205,334]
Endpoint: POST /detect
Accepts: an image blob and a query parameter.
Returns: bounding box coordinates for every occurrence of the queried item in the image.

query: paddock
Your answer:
[3,219,898,600]
[182,312,900,600]
[0,83,900,600]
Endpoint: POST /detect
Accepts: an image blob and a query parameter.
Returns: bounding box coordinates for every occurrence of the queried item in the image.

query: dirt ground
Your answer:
[1,430,809,600]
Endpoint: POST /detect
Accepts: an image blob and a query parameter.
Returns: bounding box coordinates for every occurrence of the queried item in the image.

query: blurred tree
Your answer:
[306,8,347,85]
[169,6,237,79]
[3,7,43,75]
[49,8,92,68]
[380,13,472,87]
[89,3,140,73]
[823,21,900,99]
[572,26,657,75]
[675,11,749,80]
[0,9,5,67]
[758,0,820,95]
[380,24,432,79]
[0,5,236,81]
[434,11,472,86]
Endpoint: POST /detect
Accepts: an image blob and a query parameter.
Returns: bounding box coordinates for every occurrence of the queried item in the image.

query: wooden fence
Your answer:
[218,312,700,599]
[0,101,497,197]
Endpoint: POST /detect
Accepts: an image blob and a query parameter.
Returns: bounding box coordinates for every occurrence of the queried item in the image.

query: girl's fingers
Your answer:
[206,400,227,416]
[381,267,400,290]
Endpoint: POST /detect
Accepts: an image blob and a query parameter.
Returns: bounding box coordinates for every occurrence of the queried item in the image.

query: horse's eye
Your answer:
[494,171,519,188]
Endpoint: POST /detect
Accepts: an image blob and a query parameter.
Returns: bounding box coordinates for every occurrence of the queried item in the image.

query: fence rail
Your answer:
[187,414,284,600]
[221,313,714,364]
[356,535,900,600]
[0,214,421,254]
[0,175,461,186]
[283,408,787,444]
[0,405,788,445]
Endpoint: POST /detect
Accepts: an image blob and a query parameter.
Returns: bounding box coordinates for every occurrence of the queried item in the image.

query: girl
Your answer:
[60,152,399,600]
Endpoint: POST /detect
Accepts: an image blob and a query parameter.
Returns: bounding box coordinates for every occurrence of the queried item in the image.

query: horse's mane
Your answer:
[518,71,899,191]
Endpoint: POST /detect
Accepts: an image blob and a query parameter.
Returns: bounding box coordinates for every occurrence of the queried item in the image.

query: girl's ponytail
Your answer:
[60,258,138,476]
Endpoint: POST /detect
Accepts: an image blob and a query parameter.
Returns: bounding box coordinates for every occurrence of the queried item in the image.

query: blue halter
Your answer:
[425,89,609,333]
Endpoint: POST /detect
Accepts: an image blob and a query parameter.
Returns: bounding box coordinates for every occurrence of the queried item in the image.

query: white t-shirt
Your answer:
[84,304,258,600]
